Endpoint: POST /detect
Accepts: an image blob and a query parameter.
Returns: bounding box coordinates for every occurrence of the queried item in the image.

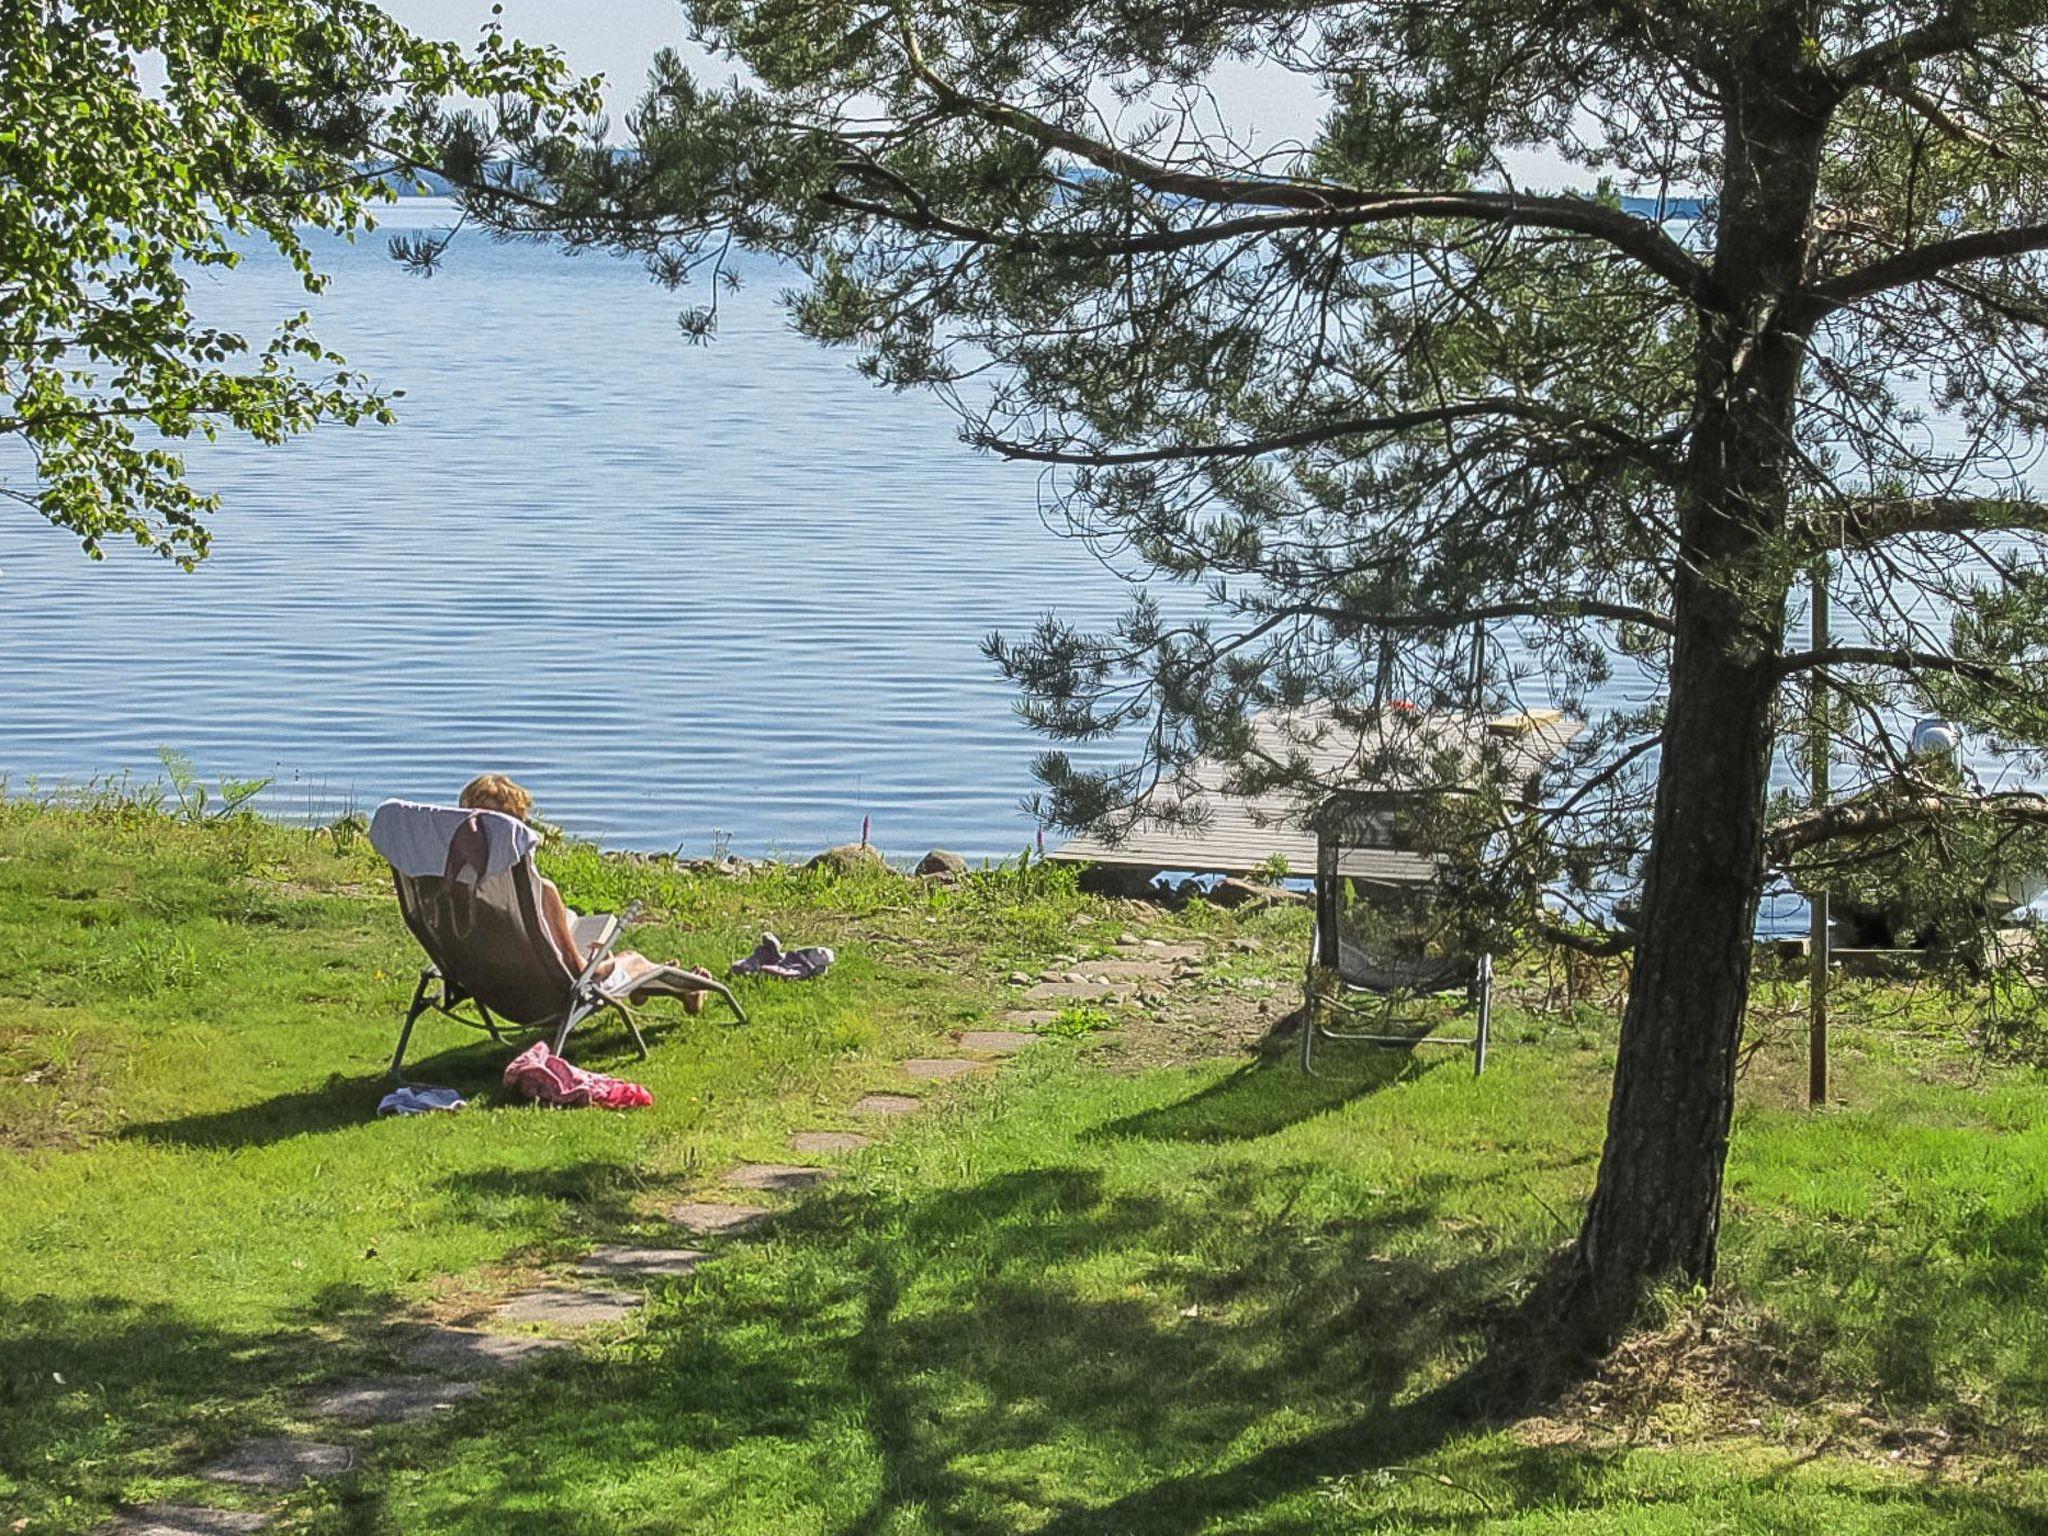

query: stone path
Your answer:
[577,1245,706,1280]
[903,1058,991,1081]
[493,1287,643,1327]
[666,1201,773,1234]
[851,1093,923,1116]
[199,1439,354,1489]
[307,1376,481,1425]
[392,1324,569,1376]
[107,935,1205,1535]
[791,1130,873,1153]
[1022,979,1123,1003]
[958,1030,1035,1054]
[725,1162,836,1193]
[107,1510,272,1535]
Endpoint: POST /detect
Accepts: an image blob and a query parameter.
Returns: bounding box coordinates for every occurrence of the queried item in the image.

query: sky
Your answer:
[384,2,1582,186]
[390,1,1341,158]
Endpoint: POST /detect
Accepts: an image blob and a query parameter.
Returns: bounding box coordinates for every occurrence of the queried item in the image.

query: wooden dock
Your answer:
[1045,708,1581,883]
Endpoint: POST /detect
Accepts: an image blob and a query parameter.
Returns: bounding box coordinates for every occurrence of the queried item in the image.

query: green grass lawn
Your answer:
[2,800,2046,1533]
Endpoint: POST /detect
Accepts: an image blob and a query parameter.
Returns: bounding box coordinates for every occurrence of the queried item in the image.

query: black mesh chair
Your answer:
[1301,790,1492,1076]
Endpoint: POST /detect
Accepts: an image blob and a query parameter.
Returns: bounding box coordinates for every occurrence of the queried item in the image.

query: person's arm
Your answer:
[538,876,610,977]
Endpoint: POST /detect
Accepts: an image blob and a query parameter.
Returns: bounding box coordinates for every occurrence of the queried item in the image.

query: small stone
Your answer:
[725,1163,836,1193]
[200,1439,354,1488]
[958,1030,1036,1054]
[902,1058,991,1081]
[807,843,886,873]
[106,1509,273,1536]
[914,849,968,878]
[790,1130,873,1153]
[492,1287,642,1327]
[391,1325,568,1376]
[1231,938,1262,953]
[307,1376,481,1425]
[577,1245,707,1280]
[1116,932,1144,947]
[665,1201,773,1235]
[851,1093,923,1116]
[1007,971,1031,985]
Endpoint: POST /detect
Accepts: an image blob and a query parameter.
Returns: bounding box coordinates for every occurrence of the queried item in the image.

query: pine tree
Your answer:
[456,1,2048,1327]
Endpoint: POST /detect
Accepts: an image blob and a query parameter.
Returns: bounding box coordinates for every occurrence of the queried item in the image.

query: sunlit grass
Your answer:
[1,800,2045,1532]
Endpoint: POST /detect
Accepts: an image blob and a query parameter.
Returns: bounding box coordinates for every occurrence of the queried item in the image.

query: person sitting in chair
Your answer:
[458,773,708,1014]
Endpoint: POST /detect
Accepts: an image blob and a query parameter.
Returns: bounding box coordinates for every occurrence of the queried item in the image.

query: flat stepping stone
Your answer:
[307,1376,481,1425]
[851,1093,923,1116]
[903,1058,992,1081]
[790,1130,873,1153]
[577,1244,706,1280]
[665,1201,773,1235]
[1088,958,1178,982]
[492,1287,642,1327]
[958,1030,1036,1054]
[106,1509,272,1535]
[392,1324,568,1376]
[1000,1010,1059,1029]
[200,1438,354,1488]
[725,1163,835,1193]
[1023,980,1122,1003]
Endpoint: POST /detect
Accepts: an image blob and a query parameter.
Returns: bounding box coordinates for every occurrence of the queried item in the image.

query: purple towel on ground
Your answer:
[730,931,835,981]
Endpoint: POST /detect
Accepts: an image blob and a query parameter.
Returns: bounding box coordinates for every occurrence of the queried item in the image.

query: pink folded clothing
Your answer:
[503,1041,653,1110]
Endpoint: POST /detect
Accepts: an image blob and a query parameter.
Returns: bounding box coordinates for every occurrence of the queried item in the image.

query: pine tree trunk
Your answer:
[1573,545,1783,1311]
[1572,61,1827,1325]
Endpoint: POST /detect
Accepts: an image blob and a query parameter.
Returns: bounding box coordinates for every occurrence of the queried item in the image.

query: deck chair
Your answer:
[1301,791,1492,1076]
[368,799,745,1080]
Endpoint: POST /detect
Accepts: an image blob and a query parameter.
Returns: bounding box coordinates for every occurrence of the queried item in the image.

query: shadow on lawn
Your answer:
[1093,1048,1429,1144]
[0,1282,432,1525]
[109,1012,664,1152]
[346,1060,2048,1535]
[110,1038,509,1149]
[296,1146,1521,1535]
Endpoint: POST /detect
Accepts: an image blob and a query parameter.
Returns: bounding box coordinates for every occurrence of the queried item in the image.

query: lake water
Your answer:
[0,204,2022,932]
[2,204,1164,861]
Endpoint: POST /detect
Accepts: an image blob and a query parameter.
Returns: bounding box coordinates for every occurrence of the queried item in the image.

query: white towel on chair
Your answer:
[369,799,539,881]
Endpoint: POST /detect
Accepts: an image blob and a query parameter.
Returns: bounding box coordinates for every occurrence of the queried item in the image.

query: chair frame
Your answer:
[1300,792,1492,1078]
[387,883,741,1081]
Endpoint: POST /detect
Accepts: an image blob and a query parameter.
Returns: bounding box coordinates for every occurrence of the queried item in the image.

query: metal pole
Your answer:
[1808,558,1831,1109]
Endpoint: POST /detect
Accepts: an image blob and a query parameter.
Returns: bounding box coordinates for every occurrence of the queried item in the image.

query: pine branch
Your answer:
[894,24,1724,309]
[1766,789,2048,863]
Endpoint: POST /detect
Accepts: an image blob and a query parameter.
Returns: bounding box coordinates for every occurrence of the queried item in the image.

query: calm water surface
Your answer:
[2,206,1163,859]
[2,207,2029,928]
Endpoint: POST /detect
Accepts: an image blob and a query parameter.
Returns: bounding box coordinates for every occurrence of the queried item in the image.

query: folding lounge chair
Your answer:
[1300,792,1492,1077]
[368,799,745,1080]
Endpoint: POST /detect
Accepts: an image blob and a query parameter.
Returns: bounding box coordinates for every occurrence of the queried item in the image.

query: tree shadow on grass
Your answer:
[354,1116,2048,1536]
[110,1037,501,1149]
[1092,1049,1433,1144]
[0,1282,434,1528]
[359,1157,1525,1535]
[434,1158,650,1233]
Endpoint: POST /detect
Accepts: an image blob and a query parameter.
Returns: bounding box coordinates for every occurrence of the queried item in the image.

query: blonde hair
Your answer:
[459,773,534,822]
